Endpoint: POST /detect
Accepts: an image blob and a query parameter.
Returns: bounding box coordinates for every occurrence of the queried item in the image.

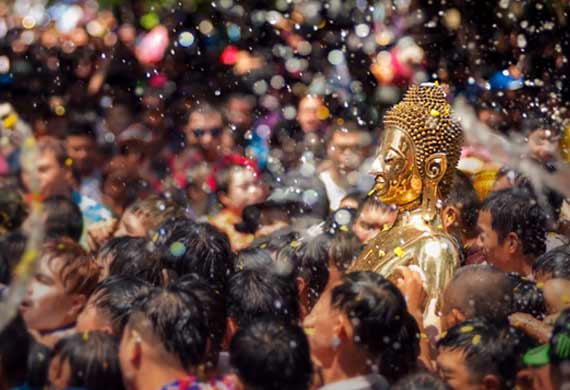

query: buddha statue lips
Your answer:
[349,83,464,319]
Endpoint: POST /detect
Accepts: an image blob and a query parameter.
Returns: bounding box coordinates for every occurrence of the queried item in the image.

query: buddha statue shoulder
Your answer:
[349,83,464,313]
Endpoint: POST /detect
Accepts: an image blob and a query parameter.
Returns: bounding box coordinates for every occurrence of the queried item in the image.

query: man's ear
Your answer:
[129,333,142,369]
[68,294,87,319]
[222,317,238,350]
[442,205,459,231]
[481,374,501,390]
[337,313,353,344]
[506,232,520,255]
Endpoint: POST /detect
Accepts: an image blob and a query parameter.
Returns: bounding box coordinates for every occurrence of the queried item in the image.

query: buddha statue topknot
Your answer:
[349,83,464,318]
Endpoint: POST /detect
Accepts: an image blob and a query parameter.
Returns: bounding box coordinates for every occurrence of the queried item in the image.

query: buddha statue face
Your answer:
[370,126,423,206]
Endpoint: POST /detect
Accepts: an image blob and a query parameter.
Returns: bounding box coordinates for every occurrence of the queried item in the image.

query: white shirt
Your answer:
[318,374,389,390]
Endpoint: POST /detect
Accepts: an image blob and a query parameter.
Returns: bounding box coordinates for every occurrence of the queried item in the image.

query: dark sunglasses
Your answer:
[193,127,223,138]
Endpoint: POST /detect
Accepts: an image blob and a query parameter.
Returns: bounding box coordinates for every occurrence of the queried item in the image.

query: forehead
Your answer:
[361,205,390,220]
[299,96,323,110]
[38,150,60,165]
[331,130,363,144]
[188,111,223,127]
[437,347,468,370]
[230,166,257,182]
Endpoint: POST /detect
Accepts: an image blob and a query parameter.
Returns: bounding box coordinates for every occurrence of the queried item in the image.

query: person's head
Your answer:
[326,231,362,283]
[524,118,561,163]
[339,191,366,210]
[353,196,398,244]
[326,121,371,173]
[48,331,124,390]
[65,123,98,177]
[0,186,26,236]
[437,319,528,390]
[297,95,325,133]
[175,273,226,368]
[443,171,481,244]
[114,195,182,238]
[224,94,255,131]
[532,245,570,283]
[508,273,546,319]
[119,285,209,386]
[38,196,83,242]
[478,188,547,273]
[214,157,265,215]
[441,265,513,331]
[0,231,27,283]
[76,275,151,335]
[155,221,234,290]
[20,238,100,332]
[101,156,142,213]
[230,319,313,390]
[543,278,570,314]
[184,103,225,160]
[303,271,419,383]
[98,236,164,285]
[227,268,300,335]
[0,315,30,389]
[392,372,448,390]
[22,137,72,198]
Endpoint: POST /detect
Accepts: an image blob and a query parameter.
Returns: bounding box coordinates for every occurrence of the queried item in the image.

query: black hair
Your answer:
[128,284,209,368]
[251,228,300,255]
[550,308,570,365]
[437,319,534,390]
[532,244,570,280]
[331,271,420,383]
[66,122,97,139]
[51,332,124,390]
[100,236,164,286]
[227,268,300,328]
[482,188,547,258]
[340,191,367,208]
[175,273,227,368]
[235,247,275,272]
[155,221,234,290]
[27,341,51,390]
[0,231,27,283]
[447,171,480,238]
[43,196,84,242]
[0,315,30,387]
[328,230,362,272]
[230,319,313,390]
[90,275,152,335]
[392,372,448,390]
[507,273,546,319]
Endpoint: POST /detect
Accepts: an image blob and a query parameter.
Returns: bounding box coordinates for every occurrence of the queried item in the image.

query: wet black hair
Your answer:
[437,319,535,390]
[175,273,227,368]
[101,236,164,286]
[392,371,448,390]
[235,247,275,271]
[507,273,546,319]
[251,228,300,255]
[331,271,420,383]
[481,188,547,259]
[227,268,300,328]
[90,275,152,335]
[66,122,97,139]
[43,196,83,242]
[532,244,570,280]
[0,315,30,388]
[155,221,234,291]
[230,319,313,390]
[447,171,480,238]
[128,284,209,368]
[27,341,51,390]
[51,331,124,390]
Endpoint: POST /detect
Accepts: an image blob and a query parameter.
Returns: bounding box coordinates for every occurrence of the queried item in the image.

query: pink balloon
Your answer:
[136,25,169,65]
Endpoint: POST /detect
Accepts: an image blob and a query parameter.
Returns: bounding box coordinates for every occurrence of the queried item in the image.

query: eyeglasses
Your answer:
[193,127,223,138]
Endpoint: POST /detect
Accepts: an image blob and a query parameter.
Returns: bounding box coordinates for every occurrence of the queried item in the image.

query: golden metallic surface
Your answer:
[350,84,463,317]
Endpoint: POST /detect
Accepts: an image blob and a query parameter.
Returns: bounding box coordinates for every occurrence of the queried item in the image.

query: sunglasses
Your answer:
[193,127,223,138]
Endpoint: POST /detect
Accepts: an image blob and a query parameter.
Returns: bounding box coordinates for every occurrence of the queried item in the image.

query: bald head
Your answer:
[443,265,512,326]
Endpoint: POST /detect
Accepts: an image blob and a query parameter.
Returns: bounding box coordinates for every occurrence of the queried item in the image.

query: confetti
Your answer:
[472,334,481,345]
[290,240,301,248]
[460,325,474,333]
[378,249,386,257]
[430,109,440,117]
[83,331,89,342]
[394,247,404,257]
[65,158,73,167]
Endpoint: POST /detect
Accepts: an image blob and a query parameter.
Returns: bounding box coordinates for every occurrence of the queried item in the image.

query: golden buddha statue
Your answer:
[349,83,463,316]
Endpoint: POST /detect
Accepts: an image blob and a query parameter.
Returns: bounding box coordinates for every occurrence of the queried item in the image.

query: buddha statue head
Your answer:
[370,84,463,217]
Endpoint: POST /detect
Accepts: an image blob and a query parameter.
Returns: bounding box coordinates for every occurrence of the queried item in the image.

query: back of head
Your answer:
[43,195,83,242]
[0,315,30,387]
[507,273,546,319]
[437,318,533,390]
[52,331,124,390]
[128,285,209,368]
[482,188,547,259]
[331,271,420,382]
[227,268,300,328]
[447,171,480,238]
[532,244,570,281]
[156,221,234,290]
[392,372,448,390]
[230,319,313,390]
[445,264,513,323]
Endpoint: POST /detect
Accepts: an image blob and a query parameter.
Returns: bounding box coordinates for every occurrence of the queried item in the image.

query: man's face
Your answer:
[185,111,224,159]
[297,96,324,133]
[20,258,79,331]
[223,167,266,214]
[437,348,486,390]
[66,135,97,176]
[477,210,511,271]
[226,98,253,130]
[328,131,367,173]
[22,150,70,197]
[527,129,559,163]
[352,205,397,243]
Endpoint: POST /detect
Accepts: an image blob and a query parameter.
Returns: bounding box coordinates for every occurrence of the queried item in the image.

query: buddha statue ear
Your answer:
[421,153,447,222]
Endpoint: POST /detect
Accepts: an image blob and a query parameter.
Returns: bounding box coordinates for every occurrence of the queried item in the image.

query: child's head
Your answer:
[48,331,124,390]
[20,238,100,332]
[115,195,181,238]
[533,245,570,283]
[76,275,151,335]
[215,157,265,214]
[442,171,481,243]
[508,273,547,319]
[352,195,397,244]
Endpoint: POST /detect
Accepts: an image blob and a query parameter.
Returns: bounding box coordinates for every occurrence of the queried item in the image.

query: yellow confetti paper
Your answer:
[472,334,481,345]
[460,325,474,333]
[394,247,404,257]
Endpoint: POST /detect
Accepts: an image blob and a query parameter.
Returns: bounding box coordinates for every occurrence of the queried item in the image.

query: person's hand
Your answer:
[86,218,117,252]
[395,266,427,320]
[509,312,552,344]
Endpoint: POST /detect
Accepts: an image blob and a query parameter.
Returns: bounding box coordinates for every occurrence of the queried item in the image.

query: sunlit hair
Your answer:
[123,195,182,233]
[37,136,68,167]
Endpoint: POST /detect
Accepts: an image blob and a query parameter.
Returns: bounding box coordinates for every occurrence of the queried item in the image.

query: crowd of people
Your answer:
[1,0,570,389]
